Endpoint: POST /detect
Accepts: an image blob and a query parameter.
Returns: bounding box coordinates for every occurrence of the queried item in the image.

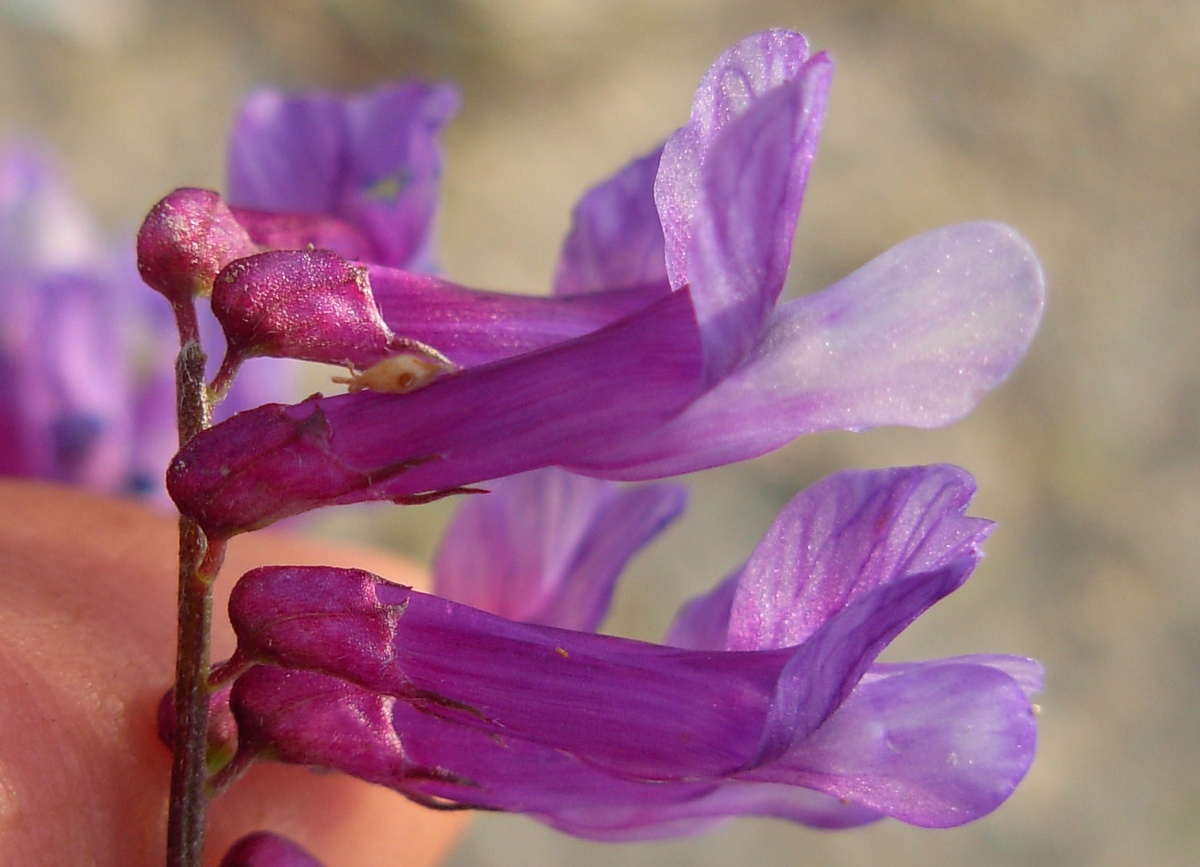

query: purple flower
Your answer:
[223,465,1040,838]
[226,82,460,272]
[0,146,302,497]
[220,832,324,867]
[165,30,1045,537]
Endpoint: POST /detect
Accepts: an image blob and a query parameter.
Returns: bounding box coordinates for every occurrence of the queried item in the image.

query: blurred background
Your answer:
[2,1,1195,865]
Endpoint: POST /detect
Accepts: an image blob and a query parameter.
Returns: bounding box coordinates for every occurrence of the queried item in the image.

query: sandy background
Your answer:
[2,1,1196,865]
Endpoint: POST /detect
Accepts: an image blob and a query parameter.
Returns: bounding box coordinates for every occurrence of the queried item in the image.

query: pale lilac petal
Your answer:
[656,31,830,379]
[726,465,990,651]
[434,468,684,631]
[656,29,814,288]
[0,143,101,278]
[755,659,1040,827]
[756,559,976,758]
[552,782,882,840]
[168,291,704,536]
[370,267,650,368]
[228,83,459,269]
[553,148,670,298]
[567,222,1046,479]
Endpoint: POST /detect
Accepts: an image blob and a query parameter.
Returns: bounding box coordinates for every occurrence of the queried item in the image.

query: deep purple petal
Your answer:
[230,665,877,840]
[553,148,670,298]
[227,83,459,269]
[227,207,375,262]
[231,666,722,818]
[656,30,829,379]
[168,290,703,536]
[753,659,1040,827]
[567,222,1046,479]
[220,832,326,867]
[230,567,786,780]
[434,468,684,631]
[370,267,651,368]
[213,250,390,365]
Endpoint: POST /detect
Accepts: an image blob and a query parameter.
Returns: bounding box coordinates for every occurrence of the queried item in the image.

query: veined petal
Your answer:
[757,559,976,759]
[434,468,684,631]
[665,466,989,653]
[753,659,1040,827]
[230,665,876,840]
[370,267,651,368]
[656,30,814,288]
[726,465,990,651]
[566,222,1046,479]
[230,567,785,780]
[231,666,723,817]
[227,83,459,270]
[168,290,704,535]
[657,30,830,379]
[553,148,670,298]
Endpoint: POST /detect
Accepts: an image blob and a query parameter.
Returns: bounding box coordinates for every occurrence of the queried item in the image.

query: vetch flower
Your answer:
[221,465,1041,839]
[0,146,299,497]
[219,832,325,867]
[226,82,460,272]
[165,30,1045,537]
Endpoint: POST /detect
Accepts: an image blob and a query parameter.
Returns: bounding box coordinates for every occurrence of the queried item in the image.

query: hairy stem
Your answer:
[166,336,224,867]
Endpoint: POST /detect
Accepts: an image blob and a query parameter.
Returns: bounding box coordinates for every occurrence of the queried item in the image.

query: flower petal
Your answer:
[754,659,1040,827]
[433,468,684,631]
[370,267,650,368]
[553,148,670,298]
[656,30,830,379]
[168,290,704,535]
[227,83,459,269]
[229,566,785,780]
[567,222,1046,478]
[726,465,990,651]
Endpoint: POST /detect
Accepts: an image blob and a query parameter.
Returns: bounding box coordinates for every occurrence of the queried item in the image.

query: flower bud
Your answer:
[136,188,258,306]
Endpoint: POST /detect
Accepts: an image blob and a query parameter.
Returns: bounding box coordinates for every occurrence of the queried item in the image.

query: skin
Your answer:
[0,479,467,866]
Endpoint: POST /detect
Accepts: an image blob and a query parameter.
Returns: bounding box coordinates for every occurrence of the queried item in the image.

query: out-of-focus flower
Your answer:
[164,30,1045,537]
[226,82,460,272]
[0,143,168,493]
[3,82,459,496]
[222,465,1040,838]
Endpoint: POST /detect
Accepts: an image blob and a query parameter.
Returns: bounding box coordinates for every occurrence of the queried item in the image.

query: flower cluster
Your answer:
[135,27,1042,866]
[219,466,1040,840]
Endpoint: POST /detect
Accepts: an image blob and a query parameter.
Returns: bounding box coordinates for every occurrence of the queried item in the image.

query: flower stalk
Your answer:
[166,332,225,867]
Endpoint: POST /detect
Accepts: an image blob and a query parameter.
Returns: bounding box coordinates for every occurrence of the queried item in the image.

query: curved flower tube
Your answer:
[165,30,1044,536]
[222,465,1040,838]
